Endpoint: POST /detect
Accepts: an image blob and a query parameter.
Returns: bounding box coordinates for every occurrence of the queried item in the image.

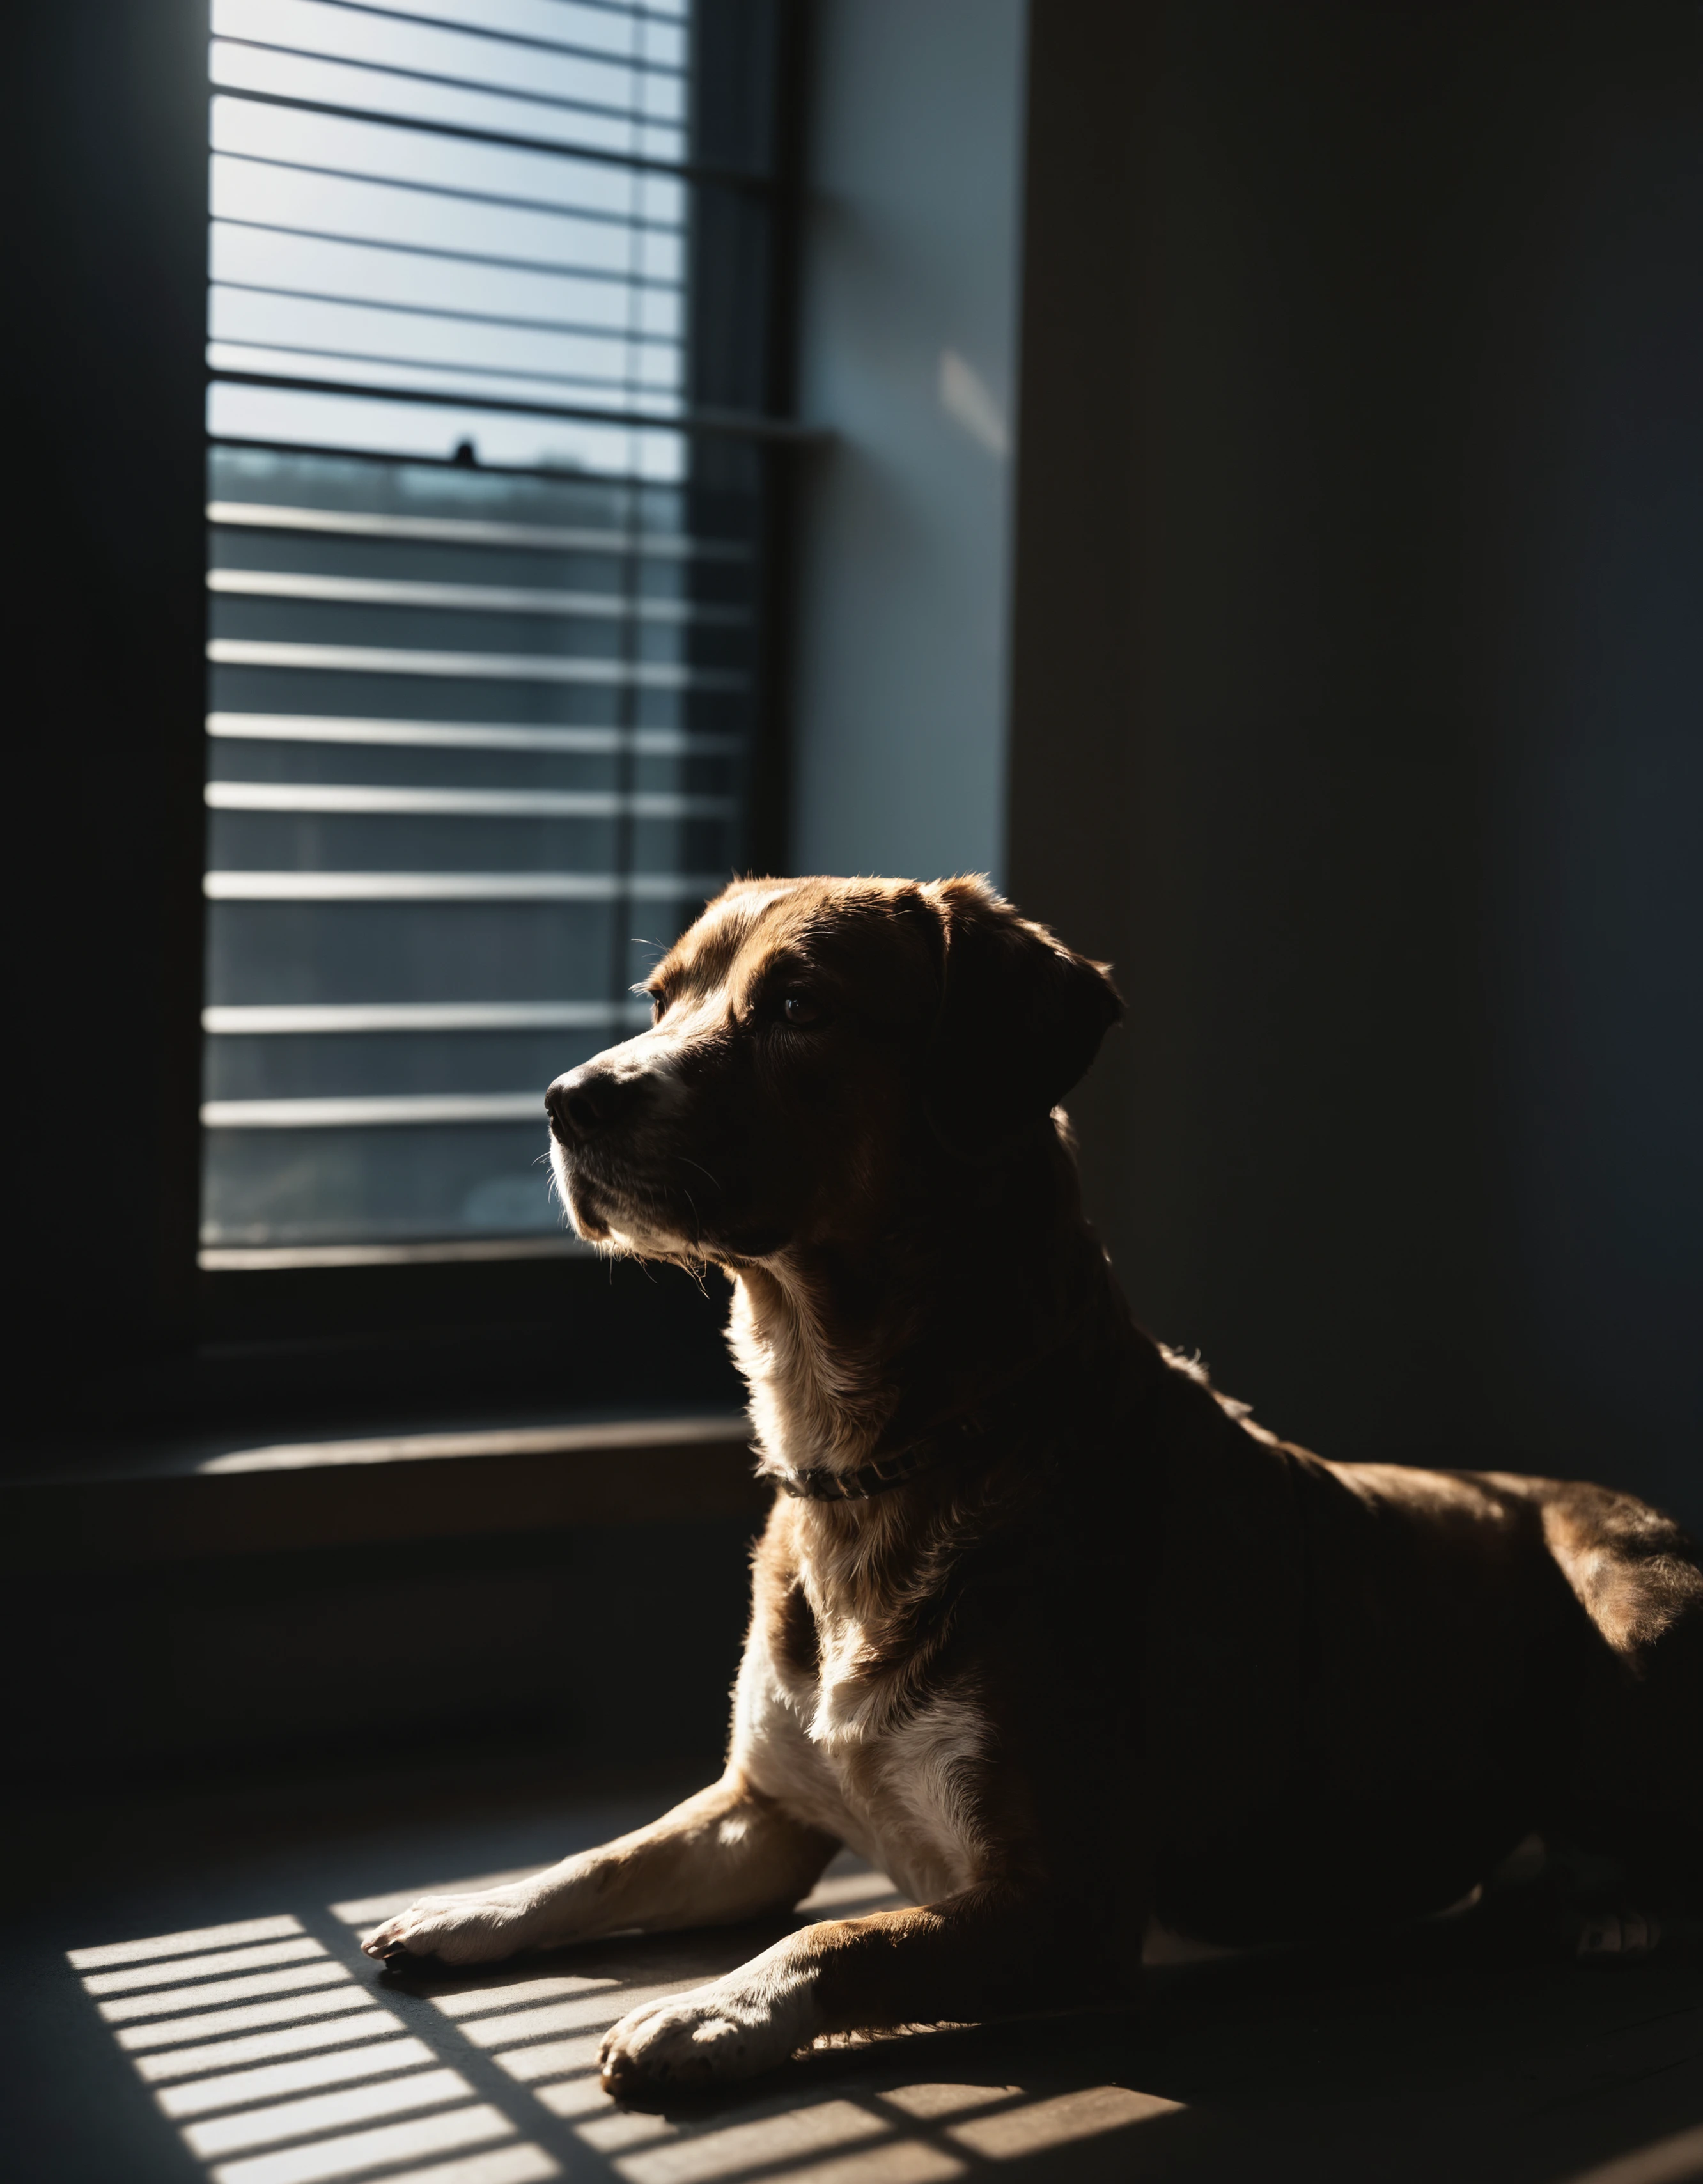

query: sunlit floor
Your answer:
[7,1754,1701,2184]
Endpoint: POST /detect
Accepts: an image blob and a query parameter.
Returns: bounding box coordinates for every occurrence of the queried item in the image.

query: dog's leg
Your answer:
[598,1885,1102,2096]
[360,1774,837,1967]
[1539,1487,1703,1955]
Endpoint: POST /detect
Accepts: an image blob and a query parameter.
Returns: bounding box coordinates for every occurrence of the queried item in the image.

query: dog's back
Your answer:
[1128,1355,1703,1942]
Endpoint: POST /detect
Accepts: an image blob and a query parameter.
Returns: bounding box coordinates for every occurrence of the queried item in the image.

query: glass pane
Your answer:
[199,0,777,1260]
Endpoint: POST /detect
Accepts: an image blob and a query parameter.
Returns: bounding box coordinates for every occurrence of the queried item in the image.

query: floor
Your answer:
[6,1752,1701,2184]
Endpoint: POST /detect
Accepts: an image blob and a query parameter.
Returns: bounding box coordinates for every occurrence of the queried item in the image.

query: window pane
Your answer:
[199,0,779,1260]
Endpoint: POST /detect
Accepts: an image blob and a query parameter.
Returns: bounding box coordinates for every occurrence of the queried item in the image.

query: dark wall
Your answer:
[6,1517,756,1790]
[1009,3,1703,1525]
[11,0,210,1379]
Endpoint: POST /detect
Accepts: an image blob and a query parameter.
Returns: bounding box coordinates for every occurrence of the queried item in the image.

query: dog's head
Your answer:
[545,875,1121,1264]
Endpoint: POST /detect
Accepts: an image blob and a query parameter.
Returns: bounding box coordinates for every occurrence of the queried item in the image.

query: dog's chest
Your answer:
[737,1602,986,1905]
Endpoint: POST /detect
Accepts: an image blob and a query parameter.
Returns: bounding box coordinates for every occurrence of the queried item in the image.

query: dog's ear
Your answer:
[922,877,1123,1158]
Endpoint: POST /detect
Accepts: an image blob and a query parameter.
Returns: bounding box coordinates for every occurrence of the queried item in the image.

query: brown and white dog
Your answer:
[362,875,1703,2095]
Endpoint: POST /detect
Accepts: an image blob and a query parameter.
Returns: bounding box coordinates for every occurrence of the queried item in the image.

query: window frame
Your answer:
[195,1,807,1382]
[11,0,807,1448]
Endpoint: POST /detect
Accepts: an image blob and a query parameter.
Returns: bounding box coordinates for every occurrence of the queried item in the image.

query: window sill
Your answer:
[2,1413,759,1572]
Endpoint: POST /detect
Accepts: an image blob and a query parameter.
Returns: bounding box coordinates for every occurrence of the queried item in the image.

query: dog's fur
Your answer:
[362,875,1703,2096]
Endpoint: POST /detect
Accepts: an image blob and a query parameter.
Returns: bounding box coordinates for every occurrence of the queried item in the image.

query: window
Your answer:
[198,0,789,1268]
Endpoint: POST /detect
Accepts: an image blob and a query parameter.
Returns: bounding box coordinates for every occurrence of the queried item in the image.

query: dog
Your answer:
[362,874,1703,2096]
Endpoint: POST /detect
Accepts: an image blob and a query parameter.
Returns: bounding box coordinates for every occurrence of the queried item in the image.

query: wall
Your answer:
[787,0,1028,883]
[1008,1,1703,1526]
[11,0,209,1389]
[6,1516,756,1790]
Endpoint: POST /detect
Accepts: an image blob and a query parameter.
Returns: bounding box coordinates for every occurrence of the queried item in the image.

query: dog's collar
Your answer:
[772,1433,965,1503]
[765,1344,1078,1504]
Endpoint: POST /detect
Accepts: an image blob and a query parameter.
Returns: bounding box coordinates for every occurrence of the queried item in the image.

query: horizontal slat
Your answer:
[210,6,686,133]
[210,220,680,347]
[210,139,683,259]
[208,43,685,178]
[207,567,742,623]
[205,712,742,755]
[208,84,689,215]
[204,868,724,900]
[210,141,680,233]
[206,338,679,409]
[213,1,685,125]
[201,1093,546,1127]
[210,272,682,348]
[209,81,758,193]
[203,1000,644,1034]
[213,211,681,291]
[209,366,816,442]
[206,638,743,688]
[205,781,734,818]
[263,0,689,77]
[206,499,745,558]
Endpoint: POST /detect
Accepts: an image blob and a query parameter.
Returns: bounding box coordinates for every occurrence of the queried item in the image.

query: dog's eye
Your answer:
[648,989,668,1025]
[781,992,825,1027]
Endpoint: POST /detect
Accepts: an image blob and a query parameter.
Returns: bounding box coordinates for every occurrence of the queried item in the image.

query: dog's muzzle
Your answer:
[545,1060,655,1146]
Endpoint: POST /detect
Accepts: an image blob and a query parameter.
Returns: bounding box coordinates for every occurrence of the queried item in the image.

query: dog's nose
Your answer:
[546,1064,639,1143]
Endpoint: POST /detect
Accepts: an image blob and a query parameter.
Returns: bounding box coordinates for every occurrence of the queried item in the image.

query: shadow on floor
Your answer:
[4,1751,1700,2184]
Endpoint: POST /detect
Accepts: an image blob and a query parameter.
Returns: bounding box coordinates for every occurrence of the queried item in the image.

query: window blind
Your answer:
[198,0,786,1266]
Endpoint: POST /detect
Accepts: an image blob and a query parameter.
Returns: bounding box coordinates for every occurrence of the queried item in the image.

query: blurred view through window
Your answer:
[199,0,781,1265]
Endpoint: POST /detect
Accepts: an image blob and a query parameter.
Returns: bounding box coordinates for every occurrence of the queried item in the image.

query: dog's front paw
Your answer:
[361,1892,535,1965]
[598,1976,817,2098]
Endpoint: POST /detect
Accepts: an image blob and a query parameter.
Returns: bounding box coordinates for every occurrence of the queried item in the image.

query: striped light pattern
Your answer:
[198,0,774,1261]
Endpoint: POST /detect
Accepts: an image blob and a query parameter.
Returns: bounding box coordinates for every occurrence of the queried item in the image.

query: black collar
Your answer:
[773,1433,961,1502]
[767,1345,1074,1503]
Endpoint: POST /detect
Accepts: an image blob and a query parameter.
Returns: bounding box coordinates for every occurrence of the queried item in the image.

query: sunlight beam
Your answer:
[135,2009,405,2081]
[100,1961,355,2024]
[490,2038,602,2083]
[429,1975,616,2018]
[87,1938,327,1995]
[70,1917,306,1970]
[451,1981,685,2049]
[185,2067,474,2158]
[352,2151,558,2184]
[118,1992,385,2052]
[579,2096,917,2183]
[210,2101,516,2184]
[157,2036,438,2117]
